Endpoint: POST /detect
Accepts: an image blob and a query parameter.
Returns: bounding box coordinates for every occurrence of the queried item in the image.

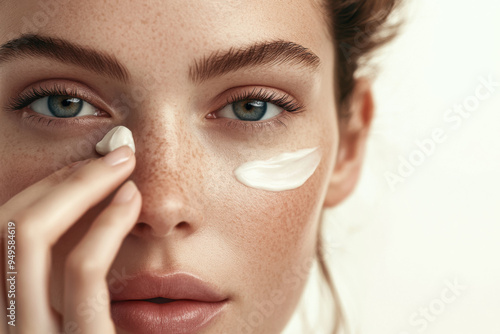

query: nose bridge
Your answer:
[127,113,206,238]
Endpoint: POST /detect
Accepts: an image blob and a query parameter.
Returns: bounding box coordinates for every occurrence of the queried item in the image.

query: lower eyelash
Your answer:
[222,111,294,132]
[22,112,88,128]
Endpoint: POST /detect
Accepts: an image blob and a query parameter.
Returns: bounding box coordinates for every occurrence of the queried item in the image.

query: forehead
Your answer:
[0,0,331,73]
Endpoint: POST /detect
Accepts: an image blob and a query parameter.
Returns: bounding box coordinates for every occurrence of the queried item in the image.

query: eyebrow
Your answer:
[0,34,130,83]
[0,35,320,86]
[189,40,321,84]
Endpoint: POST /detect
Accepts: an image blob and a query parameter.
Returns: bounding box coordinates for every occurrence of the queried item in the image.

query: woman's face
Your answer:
[0,0,340,333]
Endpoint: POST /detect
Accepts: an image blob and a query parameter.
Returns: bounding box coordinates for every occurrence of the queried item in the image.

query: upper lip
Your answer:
[110,272,227,302]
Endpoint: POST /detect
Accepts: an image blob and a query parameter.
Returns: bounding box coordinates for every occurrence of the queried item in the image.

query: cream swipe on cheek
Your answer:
[95,125,136,155]
[233,147,321,191]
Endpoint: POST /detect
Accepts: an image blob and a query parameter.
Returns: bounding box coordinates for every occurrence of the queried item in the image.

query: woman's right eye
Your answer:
[30,95,99,118]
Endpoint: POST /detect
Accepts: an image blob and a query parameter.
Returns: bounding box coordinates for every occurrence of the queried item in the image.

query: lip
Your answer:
[110,272,229,334]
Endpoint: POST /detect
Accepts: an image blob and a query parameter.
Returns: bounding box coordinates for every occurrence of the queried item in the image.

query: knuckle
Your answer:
[45,167,70,185]
[65,252,106,281]
[44,159,90,186]
[10,214,42,244]
[66,168,90,186]
[16,225,37,245]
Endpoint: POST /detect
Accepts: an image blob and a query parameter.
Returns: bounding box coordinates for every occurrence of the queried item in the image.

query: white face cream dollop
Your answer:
[233,147,321,192]
[95,125,135,155]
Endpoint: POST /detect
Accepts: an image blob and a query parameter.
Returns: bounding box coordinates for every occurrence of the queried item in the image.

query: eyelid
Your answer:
[5,79,112,116]
[209,86,305,116]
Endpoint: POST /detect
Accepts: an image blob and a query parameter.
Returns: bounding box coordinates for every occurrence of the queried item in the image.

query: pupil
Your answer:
[48,96,83,117]
[233,100,267,121]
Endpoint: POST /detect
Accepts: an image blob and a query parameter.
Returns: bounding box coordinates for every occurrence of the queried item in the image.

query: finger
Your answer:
[12,145,135,332]
[0,159,92,221]
[15,225,61,334]
[63,181,141,333]
[0,159,90,333]
[13,145,136,243]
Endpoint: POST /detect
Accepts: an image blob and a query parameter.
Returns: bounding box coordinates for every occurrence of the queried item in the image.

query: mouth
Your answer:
[135,297,223,304]
[139,296,229,305]
[143,297,177,304]
[111,299,228,334]
[110,272,229,334]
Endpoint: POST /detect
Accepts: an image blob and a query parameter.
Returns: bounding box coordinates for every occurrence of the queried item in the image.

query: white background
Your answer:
[285,0,500,333]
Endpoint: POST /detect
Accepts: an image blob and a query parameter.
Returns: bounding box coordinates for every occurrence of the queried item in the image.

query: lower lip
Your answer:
[111,300,228,334]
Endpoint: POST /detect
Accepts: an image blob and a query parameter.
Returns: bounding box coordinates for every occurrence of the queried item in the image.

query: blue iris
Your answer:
[232,100,267,121]
[47,96,83,117]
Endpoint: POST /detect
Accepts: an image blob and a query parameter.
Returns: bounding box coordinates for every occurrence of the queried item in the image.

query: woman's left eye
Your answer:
[29,95,98,118]
[217,99,282,121]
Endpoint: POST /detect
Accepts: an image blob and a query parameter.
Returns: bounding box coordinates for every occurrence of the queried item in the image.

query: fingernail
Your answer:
[103,145,133,166]
[113,181,137,204]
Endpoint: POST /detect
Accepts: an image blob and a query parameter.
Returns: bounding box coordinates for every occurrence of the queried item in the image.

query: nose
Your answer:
[132,192,204,239]
[126,118,206,239]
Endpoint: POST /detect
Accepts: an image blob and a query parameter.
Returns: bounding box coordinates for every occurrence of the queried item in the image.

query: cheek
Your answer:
[228,151,325,266]
[0,151,46,203]
[0,140,67,203]
[235,183,322,278]
[216,148,331,330]
[0,127,112,203]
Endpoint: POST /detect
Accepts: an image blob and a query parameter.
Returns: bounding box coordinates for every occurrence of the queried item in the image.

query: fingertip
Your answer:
[112,180,138,204]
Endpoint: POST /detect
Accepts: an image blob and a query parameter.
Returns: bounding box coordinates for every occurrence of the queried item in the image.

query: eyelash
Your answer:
[6,84,81,112]
[5,85,306,132]
[4,84,104,127]
[219,88,306,131]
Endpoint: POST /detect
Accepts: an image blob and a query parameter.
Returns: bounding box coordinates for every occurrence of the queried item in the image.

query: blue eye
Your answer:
[218,99,282,121]
[29,95,98,118]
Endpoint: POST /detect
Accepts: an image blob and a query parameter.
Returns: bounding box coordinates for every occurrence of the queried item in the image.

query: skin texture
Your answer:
[0,0,374,333]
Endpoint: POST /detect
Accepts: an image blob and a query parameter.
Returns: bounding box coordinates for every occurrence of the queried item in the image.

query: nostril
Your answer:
[134,222,150,232]
[130,221,191,238]
[175,221,189,229]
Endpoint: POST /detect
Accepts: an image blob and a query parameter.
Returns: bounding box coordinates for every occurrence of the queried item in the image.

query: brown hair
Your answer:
[316,0,402,333]
[321,0,402,117]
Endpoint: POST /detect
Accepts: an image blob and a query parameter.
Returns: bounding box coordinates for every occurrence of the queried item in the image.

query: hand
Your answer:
[0,145,141,334]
